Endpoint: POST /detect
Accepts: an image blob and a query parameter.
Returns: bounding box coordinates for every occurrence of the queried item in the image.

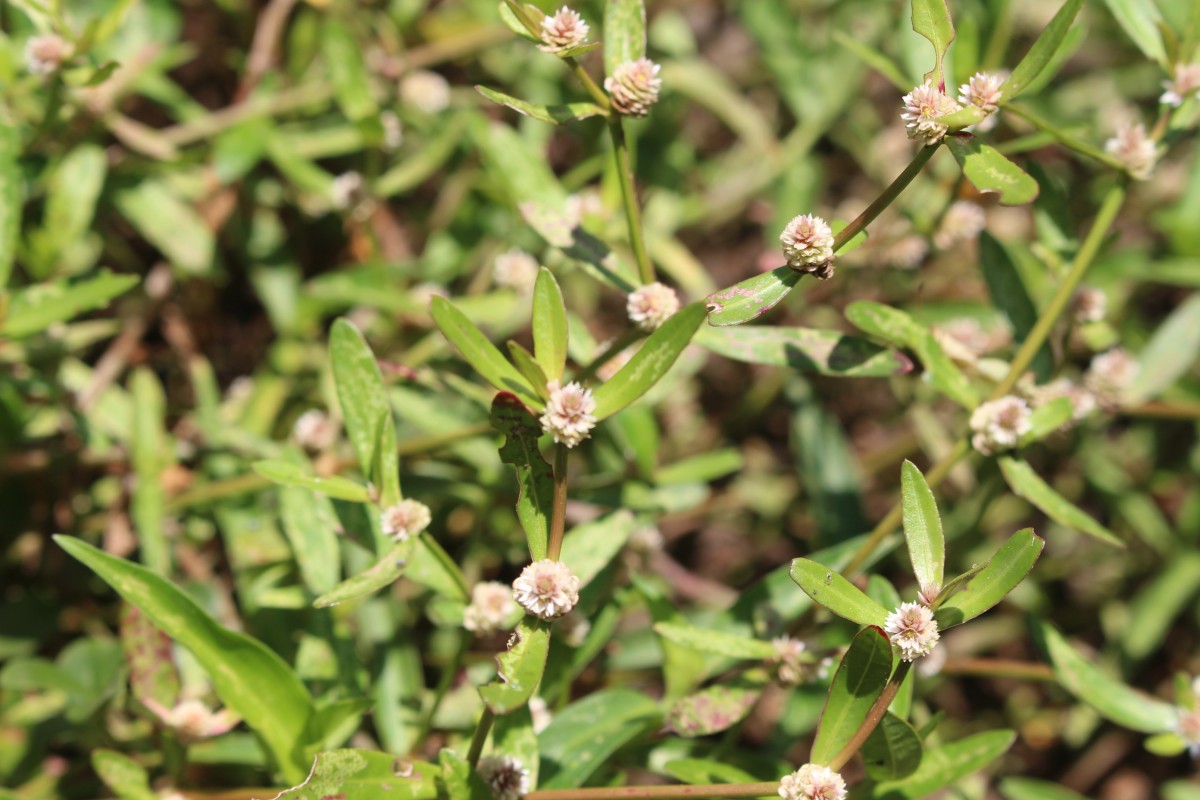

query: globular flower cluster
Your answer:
[463,581,517,633]
[627,282,681,331]
[1084,347,1138,410]
[885,602,941,662]
[933,200,986,250]
[901,82,961,146]
[538,7,589,54]
[24,34,70,75]
[512,559,580,620]
[477,755,531,800]
[1105,123,1158,180]
[292,409,338,451]
[605,58,662,117]
[494,249,540,294]
[1072,286,1108,324]
[540,380,596,448]
[957,72,1004,115]
[779,214,835,279]
[1162,62,1200,107]
[380,499,432,542]
[770,636,813,686]
[400,69,451,114]
[969,395,1032,456]
[142,698,239,743]
[778,764,847,800]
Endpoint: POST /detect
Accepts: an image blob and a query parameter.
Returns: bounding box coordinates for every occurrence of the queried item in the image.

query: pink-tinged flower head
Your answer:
[933,201,986,249]
[463,581,518,633]
[143,698,239,743]
[885,602,941,661]
[770,636,815,686]
[24,34,70,75]
[477,755,531,800]
[605,58,662,117]
[1162,62,1200,107]
[539,7,589,54]
[512,559,580,620]
[380,499,432,542]
[540,380,596,448]
[627,282,681,331]
[1105,123,1158,180]
[1084,347,1138,410]
[292,409,338,451]
[901,82,961,145]
[400,70,451,114]
[778,764,847,800]
[957,72,1004,114]
[969,395,1032,456]
[1176,708,1200,759]
[779,214,835,279]
[918,583,941,607]
[494,249,539,294]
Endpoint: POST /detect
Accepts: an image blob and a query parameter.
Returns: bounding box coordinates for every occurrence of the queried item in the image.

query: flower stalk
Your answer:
[832,144,939,251]
[610,117,656,285]
[547,444,570,560]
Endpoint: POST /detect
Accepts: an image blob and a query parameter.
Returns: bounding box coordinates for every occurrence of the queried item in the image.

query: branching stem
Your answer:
[610,117,656,285]
[833,145,938,251]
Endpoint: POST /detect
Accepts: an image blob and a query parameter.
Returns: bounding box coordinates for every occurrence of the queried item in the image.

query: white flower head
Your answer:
[24,34,70,75]
[901,82,961,145]
[1162,62,1200,107]
[778,764,847,800]
[292,409,338,451]
[1176,708,1200,759]
[142,698,239,743]
[957,72,1004,114]
[528,696,553,734]
[933,201,986,250]
[400,70,451,114]
[1026,378,1097,425]
[512,559,580,620]
[627,282,681,331]
[381,111,404,150]
[477,755,531,800]
[380,499,432,542]
[770,636,815,687]
[330,171,363,210]
[779,214,835,278]
[969,395,1032,456]
[463,581,518,634]
[1084,347,1138,410]
[539,7,589,54]
[885,602,941,661]
[494,249,539,294]
[540,380,596,448]
[1105,123,1158,180]
[1072,286,1107,324]
[605,58,662,117]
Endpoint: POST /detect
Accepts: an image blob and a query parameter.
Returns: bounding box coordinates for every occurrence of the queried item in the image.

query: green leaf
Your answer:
[861,711,923,780]
[1002,0,1086,101]
[911,0,956,85]
[54,536,314,783]
[0,121,20,288]
[604,0,647,77]
[789,558,890,628]
[560,510,637,588]
[508,341,551,399]
[653,621,777,660]
[1144,732,1189,757]
[493,706,541,788]
[120,604,180,709]
[130,368,169,574]
[114,180,214,275]
[845,301,978,409]
[704,267,802,327]
[946,136,1040,206]
[1038,621,1176,733]
[872,730,1015,798]
[667,674,765,737]
[475,87,606,125]
[934,529,1044,628]
[440,749,492,800]
[1021,397,1074,445]
[532,268,568,382]
[479,619,551,715]
[694,325,908,377]
[255,460,373,503]
[407,534,471,603]
[492,393,554,560]
[999,777,1090,800]
[1,270,138,338]
[431,296,540,406]
[330,319,402,507]
[979,233,1051,379]
[593,303,705,419]
[811,627,894,765]
[1101,0,1167,65]
[92,750,158,800]
[272,751,440,800]
[322,20,381,125]
[498,1,543,42]
[900,460,945,593]
[832,30,911,91]
[24,143,107,277]
[313,543,411,608]
[279,486,342,596]
[1126,293,1200,403]
[998,458,1123,548]
[1122,552,1200,664]
[538,690,661,789]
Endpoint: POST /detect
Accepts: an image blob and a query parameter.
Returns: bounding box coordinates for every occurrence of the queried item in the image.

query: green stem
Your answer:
[940,658,1056,682]
[416,631,469,744]
[547,444,569,560]
[609,117,655,285]
[828,662,912,772]
[527,783,779,800]
[833,145,939,251]
[467,707,495,768]
[569,59,612,109]
[1002,104,1126,170]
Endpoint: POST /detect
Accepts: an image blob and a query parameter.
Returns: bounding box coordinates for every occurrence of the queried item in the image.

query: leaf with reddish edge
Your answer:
[704,266,802,327]
[491,392,554,560]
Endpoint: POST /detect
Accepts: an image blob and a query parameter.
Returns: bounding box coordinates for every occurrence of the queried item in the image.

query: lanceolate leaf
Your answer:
[476,87,606,125]
[789,558,890,628]
[279,485,343,596]
[1,271,139,338]
[998,458,1123,548]
[492,393,554,560]
[1038,622,1176,733]
[559,510,637,587]
[55,537,314,783]
[538,690,661,789]
[313,543,411,608]
[0,121,20,288]
[92,750,158,800]
[667,674,765,738]
[603,0,647,77]
[693,325,909,377]
[254,460,373,503]
[431,297,541,407]
[911,0,956,85]
[1100,0,1166,65]
[946,136,1040,206]
[871,730,1015,798]
[935,529,1044,628]
[321,20,379,124]
[999,777,1091,800]
[979,233,1051,379]
[861,711,923,780]
[704,266,802,327]
[653,621,777,661]
[811,626,893,766]
[900,460,945,593]
[1126,293,1200,403]
[270,751,440,800]
[1002,0,1086,100]
[479,619,552,715]
[592,303,705,419]
[532,268,568,382]
[1021,397,1074,445]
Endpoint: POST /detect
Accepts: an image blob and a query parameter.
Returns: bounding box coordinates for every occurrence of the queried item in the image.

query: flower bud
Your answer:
[779,214,835,278]
[604,58,662,117]
[380,499,432,542]
[1084,347,1138,410]
[778,764,847,800]
[627,282,681,331]
[885,602,940,661]
[901,82,961,146]
[477,755,531,800]
[463,581,518,634]
[969,395,1032,456]
[540,380,596,448]
[1105,123,1158,180]
[512,559,580,620]
[538,7,589,54]
[1161,62,1200,107]
[24,34,70,75]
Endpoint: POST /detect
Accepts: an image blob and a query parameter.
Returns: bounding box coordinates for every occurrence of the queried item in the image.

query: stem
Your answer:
[527,784,779,800]
[828,662,913,772]
[547,444,569,560]
[833,145,939,251]
[609,117,655,285]
[569,59,612,109]
[416,632,469,744]
[1002,104,1126,170]
[940,658,1056,682]
[467,708,495,768]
